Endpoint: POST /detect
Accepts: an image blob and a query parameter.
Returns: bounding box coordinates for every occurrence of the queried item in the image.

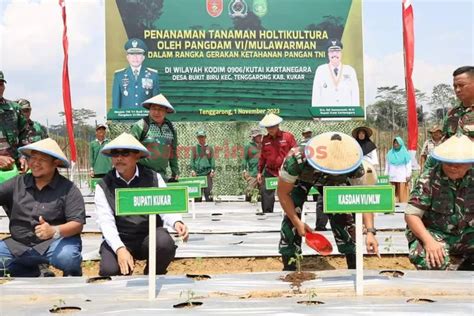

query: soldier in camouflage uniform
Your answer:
[16,99,48,146]
[405,134,473,270]
[278,132,379,270]
[131,94,178,182]
[0,71,28,172]
[442,66,473,138]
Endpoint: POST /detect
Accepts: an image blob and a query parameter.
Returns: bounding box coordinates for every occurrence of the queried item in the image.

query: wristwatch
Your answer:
[53,226,61,239]
[365,228,377,235]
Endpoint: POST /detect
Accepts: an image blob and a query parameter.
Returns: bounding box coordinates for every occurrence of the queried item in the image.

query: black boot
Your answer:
[282,255,296,271]
[345,254,356,269]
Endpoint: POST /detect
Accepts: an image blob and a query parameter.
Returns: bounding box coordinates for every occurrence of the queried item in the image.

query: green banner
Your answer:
[323,185,394,213]
[178,176,208,188]
[167,182,202,198]
[265,177,278,190]
[376,175,390,185]
[115,187,188,216]
[106,0,364,121]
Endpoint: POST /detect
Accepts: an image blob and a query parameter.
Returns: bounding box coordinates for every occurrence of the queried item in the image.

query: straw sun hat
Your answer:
[141,94,175,113]
[304,132,363,174]
[431,134,474,163]
[101,133,150,158]
[18,138,69,168]
[259,113,283,128]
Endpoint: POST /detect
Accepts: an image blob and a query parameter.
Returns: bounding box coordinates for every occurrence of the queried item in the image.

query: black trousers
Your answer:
[99,227,177,276]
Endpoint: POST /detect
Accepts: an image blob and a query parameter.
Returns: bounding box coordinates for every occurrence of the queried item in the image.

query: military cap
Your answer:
[141,94,175,113]
[250,128,263,137]
[101,133,150,158]
[124,38,148,54]
[259,113,283,128]
[0,70,6,83]
[305,132,362,175]
[432,134,474,163]
[327,39,343,51]
[18,138,69,168]
[17,98,31,110]
[196,130,207,137]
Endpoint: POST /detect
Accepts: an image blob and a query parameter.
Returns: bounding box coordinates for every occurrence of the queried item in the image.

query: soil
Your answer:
[59,255,414,277]
[280,271,317,288]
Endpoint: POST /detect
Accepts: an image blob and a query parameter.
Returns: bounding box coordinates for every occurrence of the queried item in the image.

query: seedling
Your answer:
[180,290,196,307]
[288,253,304,273]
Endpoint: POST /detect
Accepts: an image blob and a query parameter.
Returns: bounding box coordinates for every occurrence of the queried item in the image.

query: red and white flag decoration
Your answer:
[402,0,418,165]
[59,0,77,166]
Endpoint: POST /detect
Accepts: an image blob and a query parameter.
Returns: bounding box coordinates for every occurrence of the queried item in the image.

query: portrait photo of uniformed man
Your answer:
[112,38,159,109]
[311,39,360,107]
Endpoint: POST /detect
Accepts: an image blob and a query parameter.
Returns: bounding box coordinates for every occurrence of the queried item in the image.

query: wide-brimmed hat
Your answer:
[431,134,474,163]
[18,138,69,168]
[250,128,263,137]
[428,124,442,133]
[305,132,363,175]
[141,94,175,113]
[101,133,150,158]
[259,113,283,128]
[351,126,373,138]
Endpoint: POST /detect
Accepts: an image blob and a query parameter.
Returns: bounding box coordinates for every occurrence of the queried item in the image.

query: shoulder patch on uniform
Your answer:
[114,68,126,73]
[146,67,158,73]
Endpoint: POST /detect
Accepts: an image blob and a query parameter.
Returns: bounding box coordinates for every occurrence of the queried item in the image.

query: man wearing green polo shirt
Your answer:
[191,130,215,202]
[89,124,112,179]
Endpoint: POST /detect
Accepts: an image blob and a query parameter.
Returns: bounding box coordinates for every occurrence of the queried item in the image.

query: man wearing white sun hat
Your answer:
[257,113,296,213]
[95,133,188,276]
[405,133,474,271]
[0,138,85,277]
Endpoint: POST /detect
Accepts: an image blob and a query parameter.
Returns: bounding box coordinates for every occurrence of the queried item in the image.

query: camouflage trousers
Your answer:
[406,229,474,270]
[278,181,356,258]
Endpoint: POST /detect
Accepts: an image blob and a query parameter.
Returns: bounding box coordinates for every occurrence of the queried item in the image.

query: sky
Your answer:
[0,0,472,126]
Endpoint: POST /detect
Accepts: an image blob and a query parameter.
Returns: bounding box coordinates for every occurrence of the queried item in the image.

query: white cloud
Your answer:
[364,51,455,105]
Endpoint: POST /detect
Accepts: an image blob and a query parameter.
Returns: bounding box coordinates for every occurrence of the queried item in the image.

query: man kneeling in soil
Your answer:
[405,134,473,270]
[95,133,189,276]
[0,138,85,277]
[277,132,379,270]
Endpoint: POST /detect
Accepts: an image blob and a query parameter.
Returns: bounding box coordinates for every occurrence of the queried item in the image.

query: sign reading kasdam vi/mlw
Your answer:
[106,0,365,121]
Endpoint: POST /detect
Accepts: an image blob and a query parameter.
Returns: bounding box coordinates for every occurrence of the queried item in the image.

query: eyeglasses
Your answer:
[109,150,139,157]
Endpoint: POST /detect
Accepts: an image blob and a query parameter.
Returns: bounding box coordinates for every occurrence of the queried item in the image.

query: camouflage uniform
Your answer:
[278,146,365,259]
[19,119,48,145]
[0,98,28,165]
[405,163,474,270]
[442,103,472,138]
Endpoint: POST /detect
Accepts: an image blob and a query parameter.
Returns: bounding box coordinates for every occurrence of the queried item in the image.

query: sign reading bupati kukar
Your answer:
[106,0,364,121]
[115,187,188,216]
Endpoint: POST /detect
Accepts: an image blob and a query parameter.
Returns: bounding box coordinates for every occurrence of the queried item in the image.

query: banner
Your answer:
[59,0,77,162]
[106,0,364,121]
